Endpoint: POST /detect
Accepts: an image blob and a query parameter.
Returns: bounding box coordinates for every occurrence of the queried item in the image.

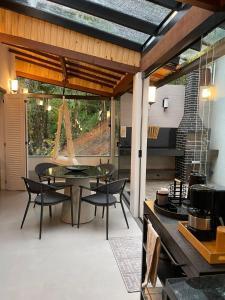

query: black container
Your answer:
[190,184,214,211]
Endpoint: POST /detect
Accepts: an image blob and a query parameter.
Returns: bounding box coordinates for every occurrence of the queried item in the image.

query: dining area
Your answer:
[21,162,129,240]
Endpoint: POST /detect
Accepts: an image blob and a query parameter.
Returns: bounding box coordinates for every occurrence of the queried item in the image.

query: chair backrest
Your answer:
[96,178,127,195]
[97,163,116,180]
[35,163,57,178]
[22,177,50,195]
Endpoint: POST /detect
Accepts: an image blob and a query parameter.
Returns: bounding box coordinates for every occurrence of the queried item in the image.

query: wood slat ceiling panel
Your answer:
[0,8,140,71]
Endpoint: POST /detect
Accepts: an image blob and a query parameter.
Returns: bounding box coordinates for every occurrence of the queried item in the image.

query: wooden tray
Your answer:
[178,221,225,265]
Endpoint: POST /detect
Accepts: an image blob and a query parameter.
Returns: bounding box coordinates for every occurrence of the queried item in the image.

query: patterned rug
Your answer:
[109,236,142,293]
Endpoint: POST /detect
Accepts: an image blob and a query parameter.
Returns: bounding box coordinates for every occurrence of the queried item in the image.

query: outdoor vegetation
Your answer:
[19,78,111,157]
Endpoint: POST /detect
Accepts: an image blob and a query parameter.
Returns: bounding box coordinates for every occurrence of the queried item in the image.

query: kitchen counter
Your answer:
[165,274,225,300]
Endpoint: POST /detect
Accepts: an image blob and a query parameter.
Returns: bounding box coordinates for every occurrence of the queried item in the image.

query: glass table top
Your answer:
[44,165,109,179]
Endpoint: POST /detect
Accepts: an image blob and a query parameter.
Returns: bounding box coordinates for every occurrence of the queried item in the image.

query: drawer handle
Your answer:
[161,241,186,267]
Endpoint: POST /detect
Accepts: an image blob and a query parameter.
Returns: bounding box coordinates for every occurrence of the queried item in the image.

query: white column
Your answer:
[130,72,143,217]
[110,97,116,164]
[139,77,150,216]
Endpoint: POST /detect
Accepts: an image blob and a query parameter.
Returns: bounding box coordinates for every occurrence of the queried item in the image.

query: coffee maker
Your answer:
[188,184,225,241]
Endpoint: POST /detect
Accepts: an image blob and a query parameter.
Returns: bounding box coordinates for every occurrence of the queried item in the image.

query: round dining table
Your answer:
[44,165,109,224]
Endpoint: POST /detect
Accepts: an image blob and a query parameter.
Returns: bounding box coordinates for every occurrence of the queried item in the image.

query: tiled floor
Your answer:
[0,190,141,300]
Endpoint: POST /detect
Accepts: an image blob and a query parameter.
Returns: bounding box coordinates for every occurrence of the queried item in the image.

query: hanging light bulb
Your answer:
[37,99,44,106]
[46,104,52,111]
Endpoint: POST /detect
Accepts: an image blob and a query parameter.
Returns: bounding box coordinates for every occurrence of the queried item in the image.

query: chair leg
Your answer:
[106,205,109,240]
[33,203,36,208]
[102,206,105,218]
[77,199,81,229]
[71,199,74,227]
[39,204,44,240]
[120,197,129,229]
[94,206,97,217]
[21,196,31,229]
[49,206,52,218]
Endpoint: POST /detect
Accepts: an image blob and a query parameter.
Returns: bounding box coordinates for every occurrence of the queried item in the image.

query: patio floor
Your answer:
[0,190,141,300]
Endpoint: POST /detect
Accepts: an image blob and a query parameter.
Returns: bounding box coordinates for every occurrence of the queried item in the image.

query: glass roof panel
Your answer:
[15,0,150,44]
[89,0,171,25]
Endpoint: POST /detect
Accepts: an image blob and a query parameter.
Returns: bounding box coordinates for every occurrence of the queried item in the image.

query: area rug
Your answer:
[109,236,142,293]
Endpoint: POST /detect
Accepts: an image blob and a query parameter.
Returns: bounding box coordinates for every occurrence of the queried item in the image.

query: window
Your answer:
[27,97,111,157]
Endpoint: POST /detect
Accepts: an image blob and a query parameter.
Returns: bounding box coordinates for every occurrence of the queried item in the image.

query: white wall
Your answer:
[207,55,225,186]
[120,85,185,128]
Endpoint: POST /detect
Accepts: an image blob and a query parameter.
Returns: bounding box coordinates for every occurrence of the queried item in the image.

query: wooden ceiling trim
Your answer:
[113,73,133,97]
[67,67,118,84]
[67,60,124,77]
[0,8,140,73]
[6,43,59,61]
[17,71,112,97]
[9,49,61,68]
[15,56,62,73]
[68,73,114,88]
[15,60,113,95]
[141,7,213,73]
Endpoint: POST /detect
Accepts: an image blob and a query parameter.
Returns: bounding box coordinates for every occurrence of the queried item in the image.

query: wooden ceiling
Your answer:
[6,44,133,97]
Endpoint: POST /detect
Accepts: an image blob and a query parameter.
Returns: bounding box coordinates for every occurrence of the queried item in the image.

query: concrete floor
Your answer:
[0,190,141,300]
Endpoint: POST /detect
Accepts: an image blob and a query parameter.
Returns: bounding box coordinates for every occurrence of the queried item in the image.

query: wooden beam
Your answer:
[15,56,62,73]
[9,49,61,68]
[16,71,113,97]
[6,43,59,61]
[68,73,114,88]
[67,61,123,79]
[141,7,215,73]
[60,57,68,84]
[67,67,117,84]
[26,94,109,100]
[177,0,221,11]
[8,44,123,81]
[155,36,225,87]
[113,74,133,97]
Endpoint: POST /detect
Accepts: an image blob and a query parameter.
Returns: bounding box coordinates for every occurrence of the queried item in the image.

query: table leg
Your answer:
[61,178,95,224]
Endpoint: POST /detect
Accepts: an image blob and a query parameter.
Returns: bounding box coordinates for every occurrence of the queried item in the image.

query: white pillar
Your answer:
[110,97,116,164]
[139,77,150,216]
[130,72,143,217]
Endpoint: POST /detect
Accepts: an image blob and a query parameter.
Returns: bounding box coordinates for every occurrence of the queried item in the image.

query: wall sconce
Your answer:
[162,97,169,110]
[148,86,156,106]
[106,110,110,119]
[10,79,19,93]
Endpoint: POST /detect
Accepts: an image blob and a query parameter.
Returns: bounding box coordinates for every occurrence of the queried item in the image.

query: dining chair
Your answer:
[89,163,117,217]
[77,178,129,240]
[89,163,116,190]
[21,177,74,239]
[35,162,72,191]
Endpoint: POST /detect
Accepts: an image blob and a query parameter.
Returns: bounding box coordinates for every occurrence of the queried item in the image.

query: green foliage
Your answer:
[20,78,110,156]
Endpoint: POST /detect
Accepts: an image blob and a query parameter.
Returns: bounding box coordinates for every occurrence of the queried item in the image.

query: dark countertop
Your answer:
[165,274,225,300]
[144,200,225,277]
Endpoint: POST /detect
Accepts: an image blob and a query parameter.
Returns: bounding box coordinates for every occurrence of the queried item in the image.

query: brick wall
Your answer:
[176,70,209,181]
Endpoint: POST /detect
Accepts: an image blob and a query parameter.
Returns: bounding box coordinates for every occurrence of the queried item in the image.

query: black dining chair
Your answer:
[21,177,74,239]
[89,163,117,217]
[35,162,72,191]
[77,178,129,240]
[89,163,116,190]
